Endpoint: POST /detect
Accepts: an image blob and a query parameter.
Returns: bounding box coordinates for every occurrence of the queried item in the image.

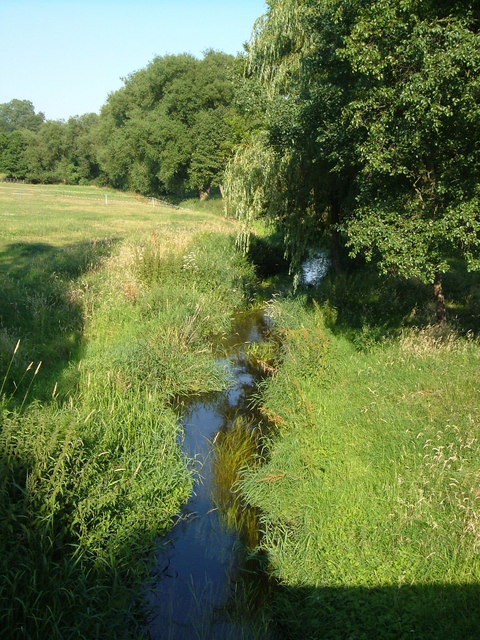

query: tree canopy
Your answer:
[0,99,45,134]
[0,52,240,195]
[3,5,480,322]
[225,0,480,321]
[0,113,100,184]
[97,51,237,196]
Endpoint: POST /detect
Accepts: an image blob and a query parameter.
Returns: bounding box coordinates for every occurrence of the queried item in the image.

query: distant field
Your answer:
[0,181,237,382]
[0,182,233,265]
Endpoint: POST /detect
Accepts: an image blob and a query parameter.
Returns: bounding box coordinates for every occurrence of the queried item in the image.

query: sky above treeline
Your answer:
[1,0,267,121]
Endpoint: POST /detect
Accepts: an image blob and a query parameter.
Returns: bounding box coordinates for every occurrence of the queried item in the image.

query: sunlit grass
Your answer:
[0,183,255,638]
[0,182,234,257]
[241,295,480,638]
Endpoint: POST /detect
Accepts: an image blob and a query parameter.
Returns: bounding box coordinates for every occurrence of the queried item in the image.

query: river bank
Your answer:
[239,294,480,639]
[0,194,258,640]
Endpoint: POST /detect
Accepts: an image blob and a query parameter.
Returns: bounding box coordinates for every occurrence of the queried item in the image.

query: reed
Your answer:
[0,339,20,397]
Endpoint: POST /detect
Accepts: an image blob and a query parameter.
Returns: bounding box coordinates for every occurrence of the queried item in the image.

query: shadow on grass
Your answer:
[299,260,480,346]
[209,539,480,639]
[246,233,290,281]
[0,238,119,401]
[312,267,430,339]
[184,546,480,640]
[262,580,480,640]
[160,188,226,216]
[249,227,480,339]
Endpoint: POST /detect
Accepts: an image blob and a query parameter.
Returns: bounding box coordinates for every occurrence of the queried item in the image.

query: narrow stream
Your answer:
[147,308,273,640]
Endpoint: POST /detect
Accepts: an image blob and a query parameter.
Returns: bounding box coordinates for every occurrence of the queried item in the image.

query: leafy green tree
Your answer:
[226,0,480,322]
[97,51,236,196]
[0,99,44,133]
[95,88,135,190]
[340,0,480,323]
[225,0,357,271]
[22,121,68,183]
[0,100,45,178]
[188,107,235,198]
[0,130,28,178]
[0,94,101,184]
[60,114,100,184]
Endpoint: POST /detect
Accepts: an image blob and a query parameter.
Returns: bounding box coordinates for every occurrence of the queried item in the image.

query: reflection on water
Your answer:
[147,309,273,640]
[301,249,330,286]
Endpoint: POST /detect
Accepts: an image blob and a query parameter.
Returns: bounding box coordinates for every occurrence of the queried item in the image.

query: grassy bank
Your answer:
[0,184,255,638]
[242,294,480,639]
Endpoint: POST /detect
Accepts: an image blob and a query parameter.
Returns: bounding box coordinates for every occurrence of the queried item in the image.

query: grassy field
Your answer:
[0,182,232,252]
[241,293,480,639]
[0,182,236,389]
[3,182,480,639]
[0,183,254,638]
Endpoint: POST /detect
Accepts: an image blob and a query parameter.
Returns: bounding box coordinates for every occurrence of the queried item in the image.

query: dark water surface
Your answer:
[147,309,272,640]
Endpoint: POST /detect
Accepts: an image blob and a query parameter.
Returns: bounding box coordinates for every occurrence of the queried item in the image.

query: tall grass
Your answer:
[0,206,256,637]
[240,295,480,638]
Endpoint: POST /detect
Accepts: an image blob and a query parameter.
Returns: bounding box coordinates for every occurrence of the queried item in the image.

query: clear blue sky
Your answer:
[1,0,267,121]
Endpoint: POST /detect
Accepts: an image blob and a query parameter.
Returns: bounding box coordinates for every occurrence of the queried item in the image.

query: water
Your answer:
[147,309,272,640]
[301,249,331,286]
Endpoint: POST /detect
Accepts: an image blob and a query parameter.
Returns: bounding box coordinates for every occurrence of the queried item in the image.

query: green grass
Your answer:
[0,183,255,638]
[4,183,480,638]
[0,182,236,396]
[241,295,480,639]
[0,182,233,253]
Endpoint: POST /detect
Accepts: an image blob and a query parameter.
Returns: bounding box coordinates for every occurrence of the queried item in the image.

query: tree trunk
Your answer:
[199,186,211,200]
[330,192,342,274]
[219,184,225,198]
[434,272,447,325]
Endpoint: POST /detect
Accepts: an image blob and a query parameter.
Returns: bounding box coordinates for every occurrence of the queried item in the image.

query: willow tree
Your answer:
[225,0,358,273]
[227,0,480,323]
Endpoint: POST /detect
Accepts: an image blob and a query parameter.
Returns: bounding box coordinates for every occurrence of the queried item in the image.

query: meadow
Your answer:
[0,183,232,249]
[2,182,480,639]
[241,288,480,639]
[0,183,255,638]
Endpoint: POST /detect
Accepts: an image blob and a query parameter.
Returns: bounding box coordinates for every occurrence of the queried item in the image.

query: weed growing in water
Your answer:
[212,416,263,548]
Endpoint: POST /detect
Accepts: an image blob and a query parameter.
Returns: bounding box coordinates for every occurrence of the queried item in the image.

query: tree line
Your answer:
[0,51,242,197]
[2,1,479,322]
